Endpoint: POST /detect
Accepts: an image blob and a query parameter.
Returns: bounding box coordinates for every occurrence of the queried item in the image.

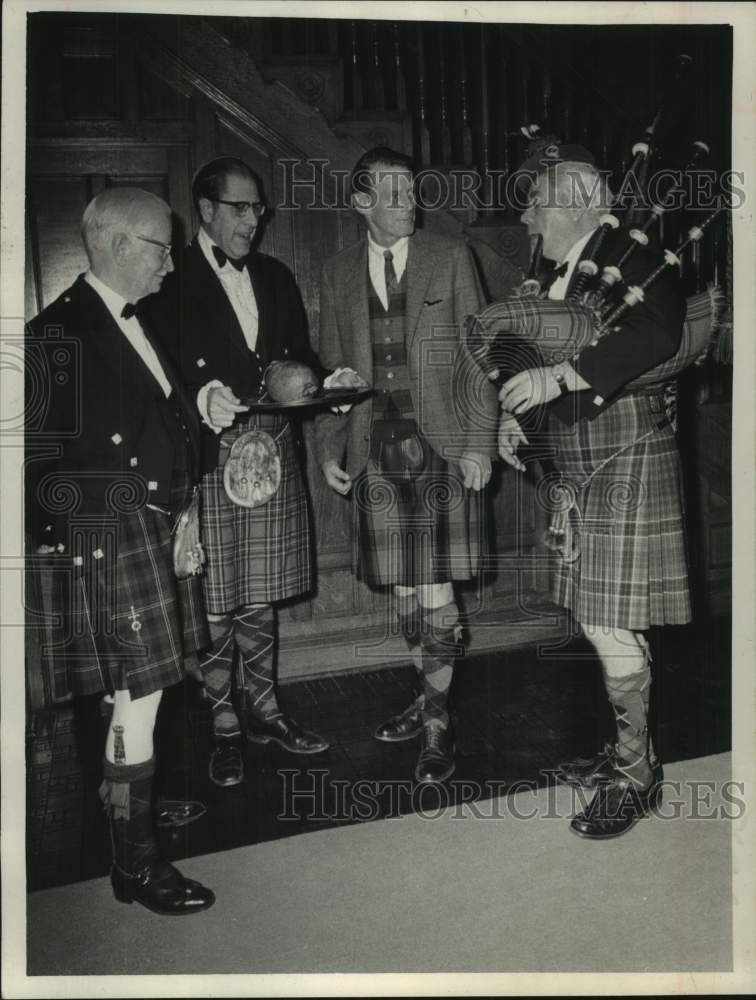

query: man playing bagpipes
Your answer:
[482,142,715,839]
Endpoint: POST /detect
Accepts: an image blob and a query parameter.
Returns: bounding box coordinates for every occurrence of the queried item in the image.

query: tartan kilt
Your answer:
[354,439,485,587]
[548,391,692,630]
[201,414,312,613]
[60,506,209,700]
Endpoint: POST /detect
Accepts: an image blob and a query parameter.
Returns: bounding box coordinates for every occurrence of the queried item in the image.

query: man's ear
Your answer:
[351,191,374,218]
[198,197,216,225]
[112,232,131,264]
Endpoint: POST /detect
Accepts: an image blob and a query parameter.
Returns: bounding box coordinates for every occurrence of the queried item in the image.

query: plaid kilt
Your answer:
[549,391,691,630]
[201,414,311,613]
[60,505,209,700]
[354,437,485,586]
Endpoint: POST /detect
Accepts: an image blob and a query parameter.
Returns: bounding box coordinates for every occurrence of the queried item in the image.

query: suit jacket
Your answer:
[551,226,687,424]
[147,239,327,475]
[313,229,498,477]
[25,274,200,546]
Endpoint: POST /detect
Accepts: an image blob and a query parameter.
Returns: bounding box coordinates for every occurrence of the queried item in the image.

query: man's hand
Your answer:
[498,367,560,416]
[458,451,492,491]
[207,385,250,428]
[323,367,369,414]
[321,459,352,495]
[498,414,529,472]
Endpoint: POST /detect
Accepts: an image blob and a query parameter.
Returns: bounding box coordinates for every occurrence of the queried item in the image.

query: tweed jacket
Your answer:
[148,239,328,476]
[25,274,200,547]
[313,229,498,478]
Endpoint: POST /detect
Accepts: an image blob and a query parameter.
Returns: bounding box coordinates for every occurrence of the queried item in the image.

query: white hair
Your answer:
[551,161,615,215]
[81,187,170,259]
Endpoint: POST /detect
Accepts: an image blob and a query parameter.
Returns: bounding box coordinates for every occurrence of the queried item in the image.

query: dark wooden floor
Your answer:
[27,615,731,892]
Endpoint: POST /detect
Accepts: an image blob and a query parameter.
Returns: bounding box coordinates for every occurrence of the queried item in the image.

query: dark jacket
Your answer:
[25,274,200,546]
[552,225,687,424]
[147,239,327,475]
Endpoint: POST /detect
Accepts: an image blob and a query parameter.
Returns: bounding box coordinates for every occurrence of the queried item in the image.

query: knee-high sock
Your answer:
[233,604,280,722]
[396,591,424,703]
[603,664,653,788]
[199,614,239,739]
[100,757,158,875]
[418,601,461,727]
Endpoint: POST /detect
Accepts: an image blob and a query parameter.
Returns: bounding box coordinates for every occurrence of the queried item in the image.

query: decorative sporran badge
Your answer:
[223,428,281,508]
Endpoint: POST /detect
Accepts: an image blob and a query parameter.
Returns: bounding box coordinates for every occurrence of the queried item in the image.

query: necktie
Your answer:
[384,249,399,294]
[212,245,246,272]
[121,303,137,320]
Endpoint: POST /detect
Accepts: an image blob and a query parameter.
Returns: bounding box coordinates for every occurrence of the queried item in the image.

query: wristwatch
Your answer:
[552,364,570,397]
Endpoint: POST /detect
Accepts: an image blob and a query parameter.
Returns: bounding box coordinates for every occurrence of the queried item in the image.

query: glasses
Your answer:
[211,199,266,218]
[133,233,172,262]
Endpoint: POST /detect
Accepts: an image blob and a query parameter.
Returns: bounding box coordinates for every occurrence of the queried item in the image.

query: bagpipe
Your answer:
[464,57,727,469]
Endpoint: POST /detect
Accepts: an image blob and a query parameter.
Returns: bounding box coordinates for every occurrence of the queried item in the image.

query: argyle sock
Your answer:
[418,601,462,728]
[199,614,240,739]
[396,592,424,705]
[603,665,654,789]
[233,604,280,723]
[100,757,158,875]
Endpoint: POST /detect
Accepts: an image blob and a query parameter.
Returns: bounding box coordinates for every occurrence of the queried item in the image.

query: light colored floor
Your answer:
[26,753,733,977]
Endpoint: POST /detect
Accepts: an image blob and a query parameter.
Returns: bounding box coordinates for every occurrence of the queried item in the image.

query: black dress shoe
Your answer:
[569,770,663,840]
[557,744,664,789]
[209,739,244,787]
[374,699,424,743]
[155,799,207,829]
[111,859,215,915]
[414,721,455,784]
[556,742,617,788]
[246,714,329,754]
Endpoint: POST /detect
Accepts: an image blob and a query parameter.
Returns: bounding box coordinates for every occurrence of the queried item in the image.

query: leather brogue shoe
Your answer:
[111,859,215,915]
[374,698,424,743]
[555,742,617,788]
[209,739,244,787]
[569,770,663,840]
[557,744,664,789]
[246,714,329,754]
[414,720,455,784]
[155,798,207,828]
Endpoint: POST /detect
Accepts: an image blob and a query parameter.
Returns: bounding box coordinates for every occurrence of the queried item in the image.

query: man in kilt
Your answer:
[497,149,691,838]
[26,187,215,913]
[148,157,352,788]
[314,147,499,784]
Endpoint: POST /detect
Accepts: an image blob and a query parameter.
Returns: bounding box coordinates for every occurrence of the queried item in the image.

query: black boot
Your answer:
[414,720,455,784]
[101,758,215,914]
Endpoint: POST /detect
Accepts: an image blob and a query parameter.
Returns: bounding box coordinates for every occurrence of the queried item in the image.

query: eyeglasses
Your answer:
[133,233,173,262]
[211,199,266,218]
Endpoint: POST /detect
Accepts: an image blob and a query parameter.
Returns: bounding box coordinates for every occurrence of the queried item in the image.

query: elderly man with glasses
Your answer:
[147,156,350,788]
[26,186,215,913]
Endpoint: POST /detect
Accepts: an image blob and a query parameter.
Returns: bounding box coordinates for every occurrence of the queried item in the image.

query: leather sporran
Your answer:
[172,487,206,579]
[222,428,282,508]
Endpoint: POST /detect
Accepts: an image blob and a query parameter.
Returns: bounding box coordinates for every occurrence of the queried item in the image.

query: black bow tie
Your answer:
[121,303,137,320]
[212,245,246,271]
[543,261,569,291]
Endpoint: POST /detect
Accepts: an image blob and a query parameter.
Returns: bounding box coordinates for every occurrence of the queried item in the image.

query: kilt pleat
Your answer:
[549,392,691,630]
[63,506,209,700]
[354,444,484,586]
[201,415,311,613]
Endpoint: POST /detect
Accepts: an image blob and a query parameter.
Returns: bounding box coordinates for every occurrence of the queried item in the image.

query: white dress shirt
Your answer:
[84,270,172,398]
[367,233,409,310]
[198,226,259,351]
[547,230,594,301]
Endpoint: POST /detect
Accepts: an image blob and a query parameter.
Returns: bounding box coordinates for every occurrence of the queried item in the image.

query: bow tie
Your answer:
[121,303,138,320]
[212,245,246,272]
[543,261,569,291]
